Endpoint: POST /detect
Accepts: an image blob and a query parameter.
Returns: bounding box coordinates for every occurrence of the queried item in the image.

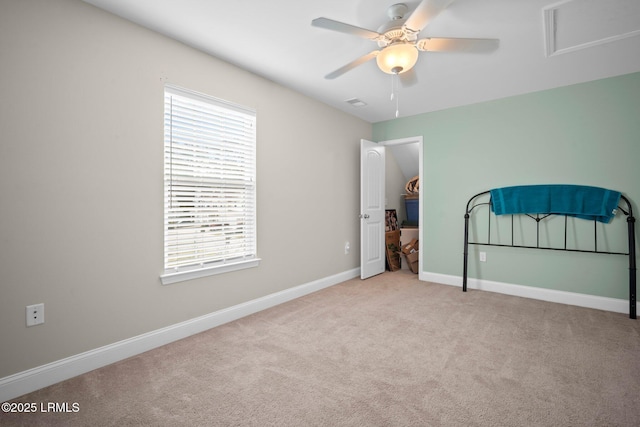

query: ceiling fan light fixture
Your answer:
[376,42,419,74]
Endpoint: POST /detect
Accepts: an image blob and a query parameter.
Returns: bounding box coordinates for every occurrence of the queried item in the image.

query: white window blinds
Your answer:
[163,85,257,279]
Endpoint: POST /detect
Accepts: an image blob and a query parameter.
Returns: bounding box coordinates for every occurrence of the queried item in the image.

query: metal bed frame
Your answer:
[462,190,637,319]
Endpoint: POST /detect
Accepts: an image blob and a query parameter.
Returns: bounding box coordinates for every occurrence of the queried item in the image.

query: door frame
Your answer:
[378,136,424,278]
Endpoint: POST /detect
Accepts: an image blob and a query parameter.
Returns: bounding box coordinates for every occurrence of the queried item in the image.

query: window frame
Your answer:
[160,85,259,285]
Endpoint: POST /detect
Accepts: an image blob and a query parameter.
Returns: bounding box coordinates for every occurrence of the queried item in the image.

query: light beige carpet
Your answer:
[3,271,640,426]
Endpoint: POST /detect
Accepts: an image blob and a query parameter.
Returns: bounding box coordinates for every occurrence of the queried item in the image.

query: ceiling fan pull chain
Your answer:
[390,73,395,101]
[393,73,400,118]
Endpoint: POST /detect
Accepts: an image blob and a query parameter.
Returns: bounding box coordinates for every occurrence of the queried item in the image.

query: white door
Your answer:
[360,139,386,279]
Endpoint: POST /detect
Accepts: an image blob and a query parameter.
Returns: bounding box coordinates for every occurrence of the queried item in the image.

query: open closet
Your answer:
[385,142,420,273]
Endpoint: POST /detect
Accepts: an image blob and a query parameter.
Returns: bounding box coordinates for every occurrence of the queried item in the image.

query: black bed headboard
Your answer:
[462,187,636,319]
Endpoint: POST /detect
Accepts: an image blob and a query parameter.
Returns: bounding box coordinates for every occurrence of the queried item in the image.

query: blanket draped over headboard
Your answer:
[490,184,621,223]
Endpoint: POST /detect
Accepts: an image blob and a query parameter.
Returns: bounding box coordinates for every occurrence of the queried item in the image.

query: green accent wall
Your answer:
[373,72,640,299]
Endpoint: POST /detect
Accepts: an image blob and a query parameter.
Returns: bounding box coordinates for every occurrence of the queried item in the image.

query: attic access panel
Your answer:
[543,0,640,57]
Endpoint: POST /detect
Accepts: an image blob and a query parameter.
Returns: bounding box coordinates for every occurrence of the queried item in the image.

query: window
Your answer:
[161,85,258,285]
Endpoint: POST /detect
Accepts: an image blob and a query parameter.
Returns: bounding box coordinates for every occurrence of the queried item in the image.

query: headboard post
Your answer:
[627,215,636,319]
[463,213,470,292]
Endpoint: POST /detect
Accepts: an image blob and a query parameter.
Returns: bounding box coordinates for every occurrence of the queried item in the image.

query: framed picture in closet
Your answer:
[385,209,398,232]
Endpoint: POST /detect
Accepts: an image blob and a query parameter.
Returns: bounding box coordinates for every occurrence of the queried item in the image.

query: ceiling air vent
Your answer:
[345,98,367,108]
[543,0,640,57]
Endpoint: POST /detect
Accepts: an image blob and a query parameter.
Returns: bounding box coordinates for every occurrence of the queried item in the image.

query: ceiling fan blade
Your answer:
[404,0,456,33]
[399,68,418,87]
[312,17,380,40]
[417,37,499,53]
[325,51,380,79]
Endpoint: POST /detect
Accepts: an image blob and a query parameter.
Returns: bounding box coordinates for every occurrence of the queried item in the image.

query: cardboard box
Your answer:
[385,230,401,272]
[405,251,419,274]
[400,228,419,270]
[401,239,419,255]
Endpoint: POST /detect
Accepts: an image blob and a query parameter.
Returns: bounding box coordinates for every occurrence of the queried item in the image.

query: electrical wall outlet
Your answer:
[26,303,44,327]
[344,241,350,254]
[479,252,487,262]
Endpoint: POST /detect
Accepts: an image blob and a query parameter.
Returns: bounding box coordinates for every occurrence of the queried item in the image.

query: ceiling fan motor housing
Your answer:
[377,3,418,47]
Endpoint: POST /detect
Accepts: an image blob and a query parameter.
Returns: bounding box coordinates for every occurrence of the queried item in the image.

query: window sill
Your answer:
[160,258,261,285]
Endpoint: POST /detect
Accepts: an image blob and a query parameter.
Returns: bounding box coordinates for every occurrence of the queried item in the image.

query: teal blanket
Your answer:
[490,185,621,223]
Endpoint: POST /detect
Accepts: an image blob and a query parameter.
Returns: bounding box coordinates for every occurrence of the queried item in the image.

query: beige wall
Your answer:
[0,0,371,378]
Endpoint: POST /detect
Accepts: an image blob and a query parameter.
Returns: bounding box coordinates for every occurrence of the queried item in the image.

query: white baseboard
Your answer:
[0,268,360,402]
[421,271,636,315]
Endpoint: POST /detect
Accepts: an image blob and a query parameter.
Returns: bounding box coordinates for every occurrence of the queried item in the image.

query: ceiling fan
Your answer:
[311,0,498,85]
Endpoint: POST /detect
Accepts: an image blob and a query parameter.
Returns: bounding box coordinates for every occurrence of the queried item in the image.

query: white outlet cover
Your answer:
[26,303,45,327]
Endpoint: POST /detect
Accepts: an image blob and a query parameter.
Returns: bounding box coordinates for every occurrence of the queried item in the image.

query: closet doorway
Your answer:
[360,136,423,279]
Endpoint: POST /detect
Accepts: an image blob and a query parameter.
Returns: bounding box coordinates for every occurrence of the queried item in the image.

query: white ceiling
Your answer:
[82,0,640,123]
